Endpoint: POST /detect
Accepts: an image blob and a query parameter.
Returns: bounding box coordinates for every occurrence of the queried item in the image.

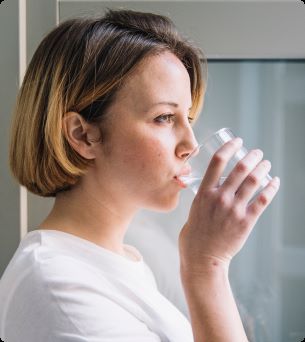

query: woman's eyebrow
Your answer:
[145,101,192,111]
[153,101,178,108]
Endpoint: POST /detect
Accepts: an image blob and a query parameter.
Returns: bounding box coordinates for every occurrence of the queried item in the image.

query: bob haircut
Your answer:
[9,8,207,197]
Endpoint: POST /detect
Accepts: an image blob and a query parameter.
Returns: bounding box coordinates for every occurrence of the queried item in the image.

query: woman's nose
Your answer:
[177,123,199,159]
[177,136,199,159]
[180,143,200,160]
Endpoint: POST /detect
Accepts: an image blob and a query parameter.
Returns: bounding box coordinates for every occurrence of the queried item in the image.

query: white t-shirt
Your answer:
[0,229,193,342]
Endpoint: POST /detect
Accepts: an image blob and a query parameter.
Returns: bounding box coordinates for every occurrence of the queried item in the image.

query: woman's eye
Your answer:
[155,114,194,124]
[155,114,175,124]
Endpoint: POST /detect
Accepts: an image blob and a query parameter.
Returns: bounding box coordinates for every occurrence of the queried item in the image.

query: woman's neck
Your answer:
[38,182,137,257]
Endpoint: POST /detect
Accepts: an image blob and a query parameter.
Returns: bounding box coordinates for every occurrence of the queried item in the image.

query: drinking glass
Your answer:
[179,128,272,203]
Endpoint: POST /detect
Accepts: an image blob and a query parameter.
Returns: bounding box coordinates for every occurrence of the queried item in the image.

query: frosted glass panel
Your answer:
[200,61,305,342]
[283,105,305,247]
[282,276,305,341]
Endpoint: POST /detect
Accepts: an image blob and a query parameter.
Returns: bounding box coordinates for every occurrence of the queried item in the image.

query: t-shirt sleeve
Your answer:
[3,255,161,342]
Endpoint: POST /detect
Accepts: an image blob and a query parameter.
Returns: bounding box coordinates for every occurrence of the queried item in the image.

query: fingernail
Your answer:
[254,149,263,157]
[274,176,280,184]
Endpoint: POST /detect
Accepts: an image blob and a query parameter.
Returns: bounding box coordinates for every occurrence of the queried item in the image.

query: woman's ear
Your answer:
[62,112,102,160]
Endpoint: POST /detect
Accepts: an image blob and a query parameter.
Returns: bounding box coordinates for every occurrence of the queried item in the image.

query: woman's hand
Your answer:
[179,137,280,276]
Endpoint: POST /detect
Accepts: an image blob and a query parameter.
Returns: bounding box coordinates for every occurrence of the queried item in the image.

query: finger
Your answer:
[234,159,272,204]
[221,149,264,195]
[200,137,243,190]
[246,176,280,220]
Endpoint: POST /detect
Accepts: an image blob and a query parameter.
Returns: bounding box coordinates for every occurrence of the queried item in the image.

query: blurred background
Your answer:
[1,1,304,341]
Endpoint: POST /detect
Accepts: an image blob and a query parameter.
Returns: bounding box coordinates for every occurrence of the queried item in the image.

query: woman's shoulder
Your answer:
[0,230,104,291]
[0,228,156,302]
[0,230,162,342]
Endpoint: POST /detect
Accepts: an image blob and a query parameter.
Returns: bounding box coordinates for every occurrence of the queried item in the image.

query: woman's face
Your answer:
[92,51,199,212]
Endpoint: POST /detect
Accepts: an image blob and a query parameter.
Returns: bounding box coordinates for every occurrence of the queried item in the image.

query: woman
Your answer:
[0,9,280,341]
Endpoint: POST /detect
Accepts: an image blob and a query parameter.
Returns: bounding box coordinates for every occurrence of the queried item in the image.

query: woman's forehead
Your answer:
[114,52,191,107]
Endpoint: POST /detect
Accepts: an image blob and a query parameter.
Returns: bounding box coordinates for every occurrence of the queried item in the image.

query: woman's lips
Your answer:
[174,165,191,188]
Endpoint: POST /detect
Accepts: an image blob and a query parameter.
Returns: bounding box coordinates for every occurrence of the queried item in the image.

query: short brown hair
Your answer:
[9,8,207,197]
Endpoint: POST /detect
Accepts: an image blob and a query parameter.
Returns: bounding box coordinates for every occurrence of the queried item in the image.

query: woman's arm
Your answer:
[178,137,280,341]
[180,259,248,341]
